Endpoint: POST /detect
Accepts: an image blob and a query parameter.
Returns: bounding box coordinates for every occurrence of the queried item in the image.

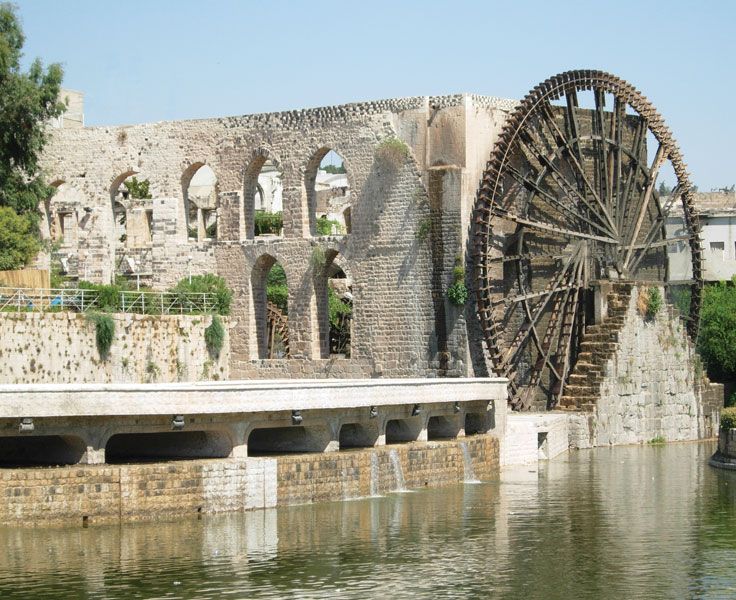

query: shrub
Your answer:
[170,273,232,315]
[447,258,468,306]
[416,218,431,241]
[77,281,122,311]
[721,407,736,430]
[267,264,288,314]
[316,216,341,236]
[87,313,115,358]
[328,287,352,328]
[698,281,736,381]
[204,315,225,358]
[375,137,409,170]
[254,210,283,235]
[124,177,151,199]
[447,282,468,306]
[0,207,41,270]
[646,287,663,320]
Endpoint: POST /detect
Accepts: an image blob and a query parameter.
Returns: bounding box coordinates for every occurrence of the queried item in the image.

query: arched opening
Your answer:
[110,171,154,252]
[183,164,218,242]
[0,435,86,467]
[427,415,461,440]
[252,254,289,359]
[385,418,422,444]
[105,430,232,463]
[338,423,377,449]
[305,148,350,237]
[49,182,83,248]
[247,426,331,455]
[464,413,487,436]
[314,251,352,358]
[244,154,283,239]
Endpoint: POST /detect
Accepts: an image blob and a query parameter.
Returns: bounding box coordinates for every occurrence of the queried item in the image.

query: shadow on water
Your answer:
[1,441,736,599]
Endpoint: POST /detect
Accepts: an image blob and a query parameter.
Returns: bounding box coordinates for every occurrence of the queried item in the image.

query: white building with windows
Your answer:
[668,190,736,282]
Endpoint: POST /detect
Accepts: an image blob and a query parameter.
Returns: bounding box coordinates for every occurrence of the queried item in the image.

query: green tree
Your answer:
[124,177,151,199]
[0,3,64,268]
[0,206,40,269]
[698,280,736,381]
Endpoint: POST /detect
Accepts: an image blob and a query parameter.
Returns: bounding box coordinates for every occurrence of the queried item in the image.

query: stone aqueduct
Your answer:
[39,94,516,380]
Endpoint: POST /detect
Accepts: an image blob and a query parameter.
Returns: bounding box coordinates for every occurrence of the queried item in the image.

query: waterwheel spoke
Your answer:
[506,162,616,238]
[541,100,618,233]
[622,144,667,270]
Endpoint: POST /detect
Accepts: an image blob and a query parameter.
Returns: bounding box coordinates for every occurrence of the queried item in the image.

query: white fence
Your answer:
[0,287,218,315]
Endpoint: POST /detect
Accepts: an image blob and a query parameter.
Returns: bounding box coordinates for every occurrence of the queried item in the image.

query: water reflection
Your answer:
[1,442,735,599]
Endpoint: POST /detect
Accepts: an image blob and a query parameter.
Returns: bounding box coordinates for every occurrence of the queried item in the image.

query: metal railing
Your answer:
[0,287,218,315]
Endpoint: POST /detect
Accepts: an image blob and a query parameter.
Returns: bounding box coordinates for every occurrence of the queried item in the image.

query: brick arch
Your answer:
[250,251,291,360]
[109,170,139,203]
[303,145,352,238]
[243,147,282,240]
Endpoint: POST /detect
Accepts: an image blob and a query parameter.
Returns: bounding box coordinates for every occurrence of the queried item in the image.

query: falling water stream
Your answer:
[459,440,480,483]
[388,448,406,491]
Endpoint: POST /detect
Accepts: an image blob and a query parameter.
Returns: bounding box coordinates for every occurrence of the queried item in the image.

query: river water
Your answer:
[1,441,735,599]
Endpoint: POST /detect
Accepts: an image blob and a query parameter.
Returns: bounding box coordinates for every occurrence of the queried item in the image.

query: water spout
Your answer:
[459,441,480,483]
[388,449,406,492]
[369,452,380,497]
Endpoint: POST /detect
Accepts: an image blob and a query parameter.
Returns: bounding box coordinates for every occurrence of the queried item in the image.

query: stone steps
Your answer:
[556,284,633,410]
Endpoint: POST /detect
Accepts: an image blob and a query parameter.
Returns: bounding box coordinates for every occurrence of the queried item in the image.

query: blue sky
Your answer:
[15,0,735,190]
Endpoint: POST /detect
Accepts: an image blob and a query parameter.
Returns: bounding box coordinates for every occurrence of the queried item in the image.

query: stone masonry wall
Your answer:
[568,286,722,448]
[0,435,498,526]
[0,312,230,384]
[39,94,512,380]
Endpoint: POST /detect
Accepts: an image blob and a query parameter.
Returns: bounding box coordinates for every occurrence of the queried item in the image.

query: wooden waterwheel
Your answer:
[472,70,703,410]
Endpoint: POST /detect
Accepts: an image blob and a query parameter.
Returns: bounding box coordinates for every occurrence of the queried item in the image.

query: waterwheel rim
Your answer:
[472,70,703,411]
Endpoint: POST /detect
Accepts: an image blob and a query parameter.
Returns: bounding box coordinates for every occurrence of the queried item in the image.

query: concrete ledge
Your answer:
[0,378,508,418]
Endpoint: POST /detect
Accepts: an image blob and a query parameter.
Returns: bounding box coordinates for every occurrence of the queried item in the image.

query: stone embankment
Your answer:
[0,436,498,526]
[564,283,722,448]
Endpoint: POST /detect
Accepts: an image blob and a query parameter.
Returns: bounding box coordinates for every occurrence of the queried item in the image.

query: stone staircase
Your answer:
[558,283,633,411]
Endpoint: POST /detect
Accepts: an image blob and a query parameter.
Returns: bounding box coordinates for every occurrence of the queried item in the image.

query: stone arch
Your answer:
[250,252,290,359]
[303,146,351,237]
[313,248,353,359]
[181,162,218,241]
[243,148,283,240]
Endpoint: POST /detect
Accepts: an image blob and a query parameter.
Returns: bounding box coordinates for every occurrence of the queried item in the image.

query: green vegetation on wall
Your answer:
[447,260,468,306]
[316,216,342,236]
[124,177,152,199]
[204,315,225,358]
[86,313,115,358]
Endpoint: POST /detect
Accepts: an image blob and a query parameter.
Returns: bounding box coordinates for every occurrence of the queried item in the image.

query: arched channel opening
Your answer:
[0,435,86,467]
[105,431,232,464]
[338,423,377,449]
[385,418,422,444]
[427,415,461,440]
[248,426,330,455]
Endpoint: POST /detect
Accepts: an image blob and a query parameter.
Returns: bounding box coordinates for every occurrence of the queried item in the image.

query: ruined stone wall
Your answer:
[0,436,498,526]
[0,312,229,384]
[39,94,512,379]
[568,286,722,448]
